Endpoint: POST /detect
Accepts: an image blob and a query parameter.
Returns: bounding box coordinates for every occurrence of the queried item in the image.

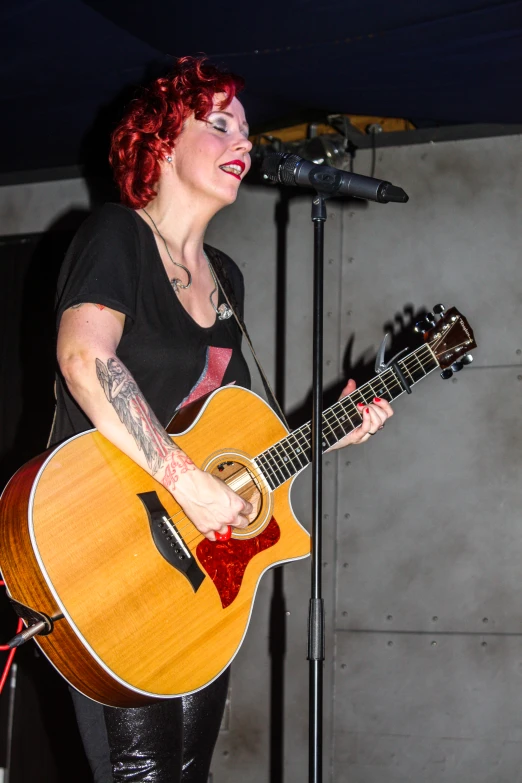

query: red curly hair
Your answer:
[109,56,245,209]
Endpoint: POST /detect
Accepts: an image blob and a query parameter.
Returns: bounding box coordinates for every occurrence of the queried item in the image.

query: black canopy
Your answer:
[2,0,521,177]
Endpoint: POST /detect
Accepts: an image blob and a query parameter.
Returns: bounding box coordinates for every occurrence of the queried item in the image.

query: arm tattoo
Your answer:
[163,450,195,492]
[70,303,105,311]
[96,357,194,481]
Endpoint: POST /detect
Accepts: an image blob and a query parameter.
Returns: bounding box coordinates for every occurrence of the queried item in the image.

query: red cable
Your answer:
[0,579,23,695]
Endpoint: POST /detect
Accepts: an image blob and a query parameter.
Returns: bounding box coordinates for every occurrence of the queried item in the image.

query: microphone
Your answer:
[261,152,409,204]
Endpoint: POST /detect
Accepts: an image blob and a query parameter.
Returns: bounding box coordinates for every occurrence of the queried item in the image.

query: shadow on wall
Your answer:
[286,307,430,431]
[0,210,91,489]
[0,209,94,782]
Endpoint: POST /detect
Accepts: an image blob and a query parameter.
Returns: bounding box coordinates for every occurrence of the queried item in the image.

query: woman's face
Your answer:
[169,94,252,207]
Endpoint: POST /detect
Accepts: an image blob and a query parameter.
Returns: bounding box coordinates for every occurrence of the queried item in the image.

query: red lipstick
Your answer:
[219,160,246,181]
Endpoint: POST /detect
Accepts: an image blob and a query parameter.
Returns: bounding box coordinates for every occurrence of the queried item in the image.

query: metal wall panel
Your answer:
[334,633,522,783]
[205,134,522,783]
[334,135,522,782]
[338,136,522,370]
[336,368,522,633]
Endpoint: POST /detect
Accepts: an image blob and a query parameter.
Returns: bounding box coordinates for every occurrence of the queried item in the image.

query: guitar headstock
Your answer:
[420,306,476,376]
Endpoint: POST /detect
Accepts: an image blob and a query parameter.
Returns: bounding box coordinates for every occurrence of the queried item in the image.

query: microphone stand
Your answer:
[308,191,328,783]
[258,149,409,783]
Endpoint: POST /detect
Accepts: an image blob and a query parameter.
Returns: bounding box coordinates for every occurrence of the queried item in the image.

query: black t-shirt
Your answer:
[51,203,250,445]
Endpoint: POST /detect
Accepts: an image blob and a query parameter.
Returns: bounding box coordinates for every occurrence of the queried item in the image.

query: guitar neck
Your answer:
[255,342,439,490]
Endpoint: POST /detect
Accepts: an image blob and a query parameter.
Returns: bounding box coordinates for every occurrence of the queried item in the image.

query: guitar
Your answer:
[0,306,475,707]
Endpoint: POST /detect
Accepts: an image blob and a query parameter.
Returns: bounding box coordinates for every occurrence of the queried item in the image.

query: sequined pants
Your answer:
[71,668,229,782]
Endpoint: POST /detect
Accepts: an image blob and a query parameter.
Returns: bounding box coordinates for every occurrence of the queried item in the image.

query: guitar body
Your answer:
[0,387,310,706]
[0,306,477,707]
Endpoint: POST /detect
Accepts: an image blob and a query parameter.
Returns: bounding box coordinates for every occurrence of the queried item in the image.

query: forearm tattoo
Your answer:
[162,450,196,492]
[96,357,195,483]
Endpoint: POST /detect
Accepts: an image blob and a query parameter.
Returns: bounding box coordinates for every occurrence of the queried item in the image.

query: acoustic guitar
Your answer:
[0,306,475,706]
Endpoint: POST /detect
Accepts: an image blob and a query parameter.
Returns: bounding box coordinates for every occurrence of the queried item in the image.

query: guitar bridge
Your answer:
[137,492,205,592]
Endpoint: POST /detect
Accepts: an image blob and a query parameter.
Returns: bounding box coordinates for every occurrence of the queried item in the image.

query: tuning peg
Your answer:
[415,318,434,334]
[433,304,445,317]
[440,368,453,380]
[461,354,473,365]
[451,361,463,373]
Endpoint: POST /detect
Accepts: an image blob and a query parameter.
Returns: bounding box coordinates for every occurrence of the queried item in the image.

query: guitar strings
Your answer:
[168,346,434,547]
[168,346,436,546]
[269,344,436,472]
[163,475,273,548]
[161,346,438,549]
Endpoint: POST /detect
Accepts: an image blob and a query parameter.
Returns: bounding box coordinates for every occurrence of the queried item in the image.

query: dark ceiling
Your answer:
[2,0,522,179]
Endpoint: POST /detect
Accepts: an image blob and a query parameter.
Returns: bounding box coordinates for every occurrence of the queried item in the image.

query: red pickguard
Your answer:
[196,517,281,608]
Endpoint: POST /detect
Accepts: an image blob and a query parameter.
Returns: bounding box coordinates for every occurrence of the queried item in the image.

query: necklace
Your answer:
[142,208,192,293]
[142,207,232,321]
[205,253,233,321]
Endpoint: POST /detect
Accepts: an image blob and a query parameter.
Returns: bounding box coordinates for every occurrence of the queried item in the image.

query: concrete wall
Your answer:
[1,131,521,782]
[0,178,90,235]
[205,133,522,783]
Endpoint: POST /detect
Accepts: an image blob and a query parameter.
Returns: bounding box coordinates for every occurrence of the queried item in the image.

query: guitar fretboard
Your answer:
[254,343,438,490]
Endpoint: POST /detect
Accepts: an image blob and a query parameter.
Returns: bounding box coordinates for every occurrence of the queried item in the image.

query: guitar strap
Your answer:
[46,384,57,448]
[205,245,290,430]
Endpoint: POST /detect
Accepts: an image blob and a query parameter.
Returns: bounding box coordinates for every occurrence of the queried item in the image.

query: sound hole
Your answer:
[210,460,264,531]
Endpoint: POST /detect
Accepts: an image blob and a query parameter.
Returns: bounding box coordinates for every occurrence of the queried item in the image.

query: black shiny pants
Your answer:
[71,669,229,782]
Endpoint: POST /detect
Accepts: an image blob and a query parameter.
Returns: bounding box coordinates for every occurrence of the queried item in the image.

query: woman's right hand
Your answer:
[169,463,253,542]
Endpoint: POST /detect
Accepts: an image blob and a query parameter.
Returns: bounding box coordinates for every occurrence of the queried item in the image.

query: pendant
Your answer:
[170,270,192,293]
[217,303,233,320]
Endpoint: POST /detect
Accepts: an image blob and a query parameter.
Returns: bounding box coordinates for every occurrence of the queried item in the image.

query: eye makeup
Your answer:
[206,111,249,138]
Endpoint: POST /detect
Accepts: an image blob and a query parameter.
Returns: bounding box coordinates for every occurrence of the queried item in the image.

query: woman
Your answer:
[52,56,393,782]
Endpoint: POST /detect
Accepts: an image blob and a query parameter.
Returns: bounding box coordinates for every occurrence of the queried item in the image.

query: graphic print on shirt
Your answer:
[177,347,234,410]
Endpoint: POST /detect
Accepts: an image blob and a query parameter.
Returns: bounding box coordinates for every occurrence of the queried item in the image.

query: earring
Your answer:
[166,155,172,163]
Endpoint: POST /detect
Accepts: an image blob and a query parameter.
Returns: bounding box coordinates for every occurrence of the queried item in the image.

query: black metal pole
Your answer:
[269,189,290,783]
[308,193,327,783]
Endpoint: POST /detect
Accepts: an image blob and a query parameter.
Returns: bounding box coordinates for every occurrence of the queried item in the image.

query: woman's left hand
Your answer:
[327,378,394,450]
